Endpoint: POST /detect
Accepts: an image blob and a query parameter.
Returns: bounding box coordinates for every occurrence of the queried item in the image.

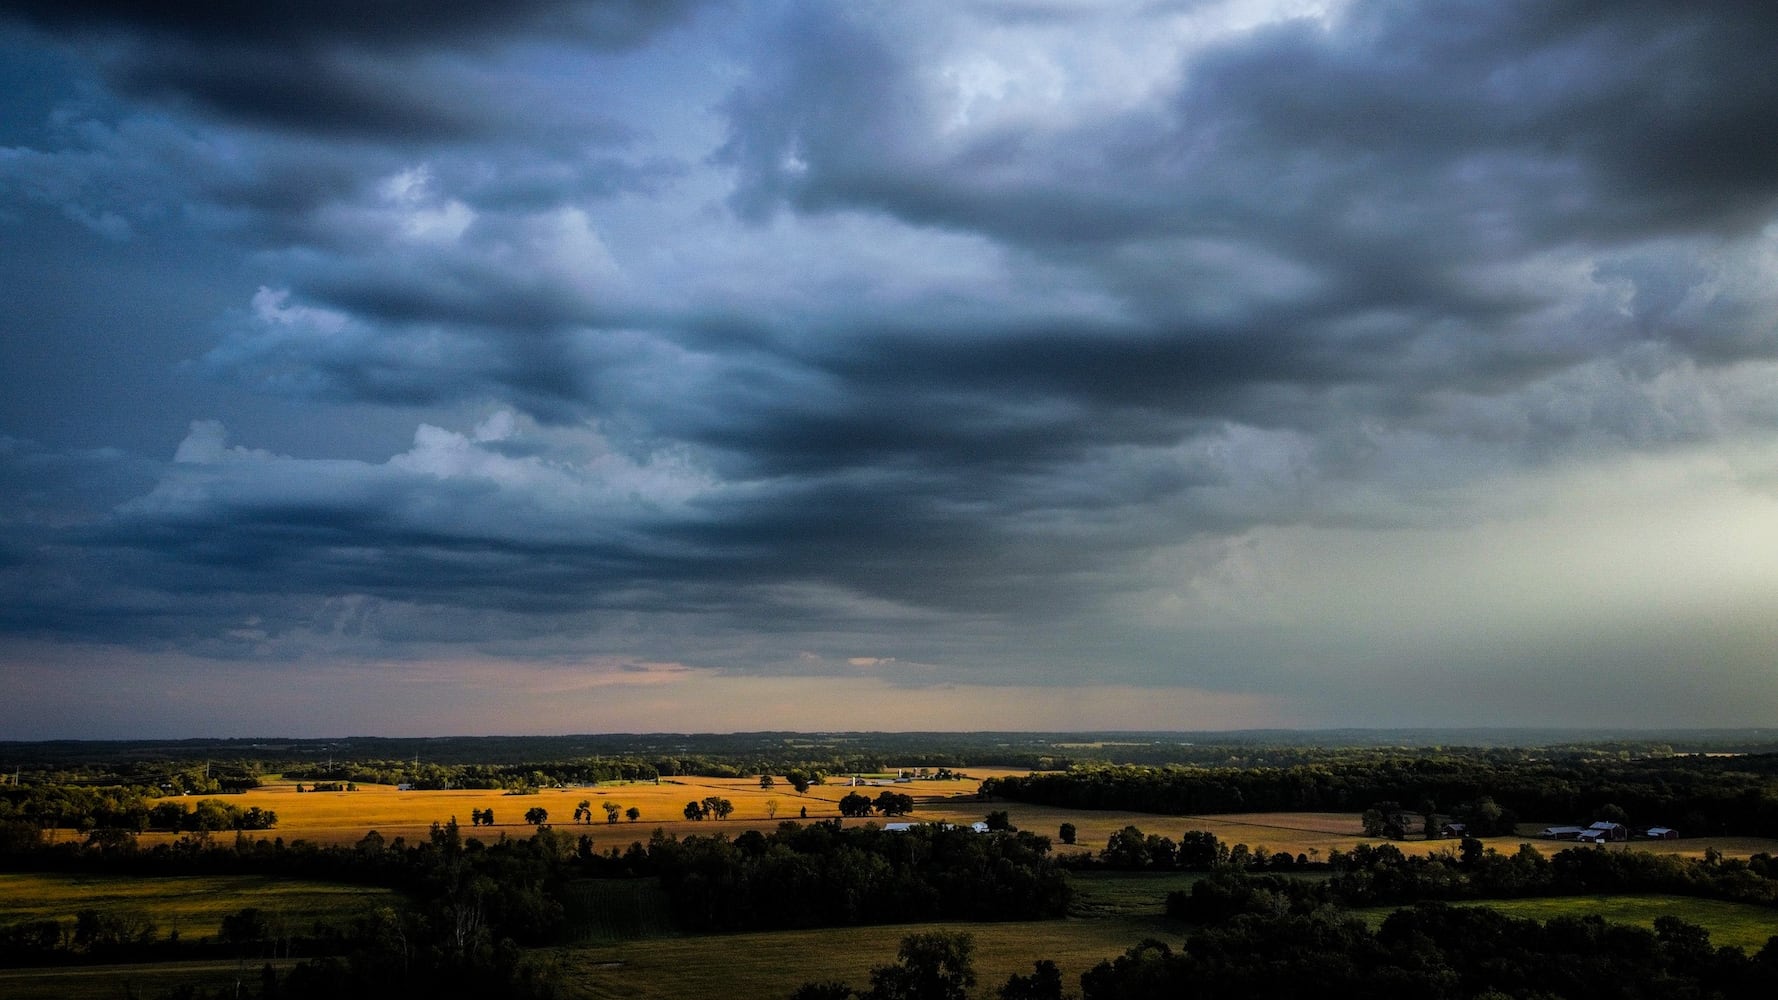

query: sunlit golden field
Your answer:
[58,770,1775,863]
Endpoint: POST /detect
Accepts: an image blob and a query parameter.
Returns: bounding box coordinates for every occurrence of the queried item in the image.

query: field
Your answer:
[8,868,1775,1000]
[79,774,1778,868]
[552,916,1174,1000]
[0,868,1192,1000]
[1354,894,1778,953]
[0,873,397,1000]
[97,771,1019,848]
[0,872,399,939]
[0,958,305,1000]
[14,769,1778,1000]
[551,877,1778,1000]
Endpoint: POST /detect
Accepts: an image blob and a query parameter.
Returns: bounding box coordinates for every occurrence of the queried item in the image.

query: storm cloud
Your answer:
[4,1,1778,736]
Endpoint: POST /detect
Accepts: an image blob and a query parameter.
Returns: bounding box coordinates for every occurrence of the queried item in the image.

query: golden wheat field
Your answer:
[90,770,1020,848]
[54,771,1778,862]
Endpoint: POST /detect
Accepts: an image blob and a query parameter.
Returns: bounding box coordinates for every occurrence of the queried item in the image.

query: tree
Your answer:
[626,806,640,823]
[1456,796,1513,837]
[1460,836,1485,866]
[219,907,268,951]
[1362,802,1408,839]
[604,801,622,824]
[998,960,1063,1000]
[711,798,735,821]
[874,791,914,817]
[839,792,875,818]
[524,806,548,826]
[481,808,493,827]
[1178,830,1226,869]
[1103,826,1150,868]
[684,800,704,821]
[760,774,775,790]
[1361,806,1387,838]
[985,810,1014,832]
[866,931,976,1000]
[766,798,780,820]
[788,770,812,794]
[574,800,592,824]
[1058,823,1076,845]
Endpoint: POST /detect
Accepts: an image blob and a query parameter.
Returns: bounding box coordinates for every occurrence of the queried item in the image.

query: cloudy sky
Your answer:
[3,1,1777,738]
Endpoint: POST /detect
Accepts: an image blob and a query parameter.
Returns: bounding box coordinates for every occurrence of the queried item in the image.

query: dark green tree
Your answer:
[998,959,1063,1000]
[873,791,914,817]
[865,931,976,1000]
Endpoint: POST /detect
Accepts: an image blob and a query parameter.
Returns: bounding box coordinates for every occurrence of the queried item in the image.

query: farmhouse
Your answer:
[1438,822,1468,838]
[1643,826,1679,839]
[1539,825,1587,840]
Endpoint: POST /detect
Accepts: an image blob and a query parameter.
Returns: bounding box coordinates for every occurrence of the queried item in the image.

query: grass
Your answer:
[0,873,399,1000]
[1352,894,1778,953]
[0,872,398,940]
[551,916,1175,1000]
[0,958,304,1000]
[561,878,678,942]
[1066,870,1206,918]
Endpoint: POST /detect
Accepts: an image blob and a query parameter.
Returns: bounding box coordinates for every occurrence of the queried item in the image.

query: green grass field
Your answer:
[1354,894,1778,953]
[0,872,400,940]
[551,916,1177,1000]
[9,868,1777,999]
[1066,870,1204,919]
[0,958,304,1000]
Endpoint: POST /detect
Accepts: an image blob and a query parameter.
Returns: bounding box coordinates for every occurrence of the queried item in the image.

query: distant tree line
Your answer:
[0,787,276,835]
[987,753,1778,835]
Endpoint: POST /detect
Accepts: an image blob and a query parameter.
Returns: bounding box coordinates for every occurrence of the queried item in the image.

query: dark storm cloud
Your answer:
[2,0,701,142]
[5,0,1778,723]
[2,1,700,52]
[726,1,1778,247]
[717,0,1778,400]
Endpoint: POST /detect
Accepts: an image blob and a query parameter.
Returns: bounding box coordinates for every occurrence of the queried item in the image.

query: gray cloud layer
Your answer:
[4,1,1778,730]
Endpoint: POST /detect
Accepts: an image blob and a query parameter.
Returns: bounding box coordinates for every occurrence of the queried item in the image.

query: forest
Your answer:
[986,751,1778,836]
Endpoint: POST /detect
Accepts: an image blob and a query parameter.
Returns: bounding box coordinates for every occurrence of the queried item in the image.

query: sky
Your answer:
[3,1,1777,739]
